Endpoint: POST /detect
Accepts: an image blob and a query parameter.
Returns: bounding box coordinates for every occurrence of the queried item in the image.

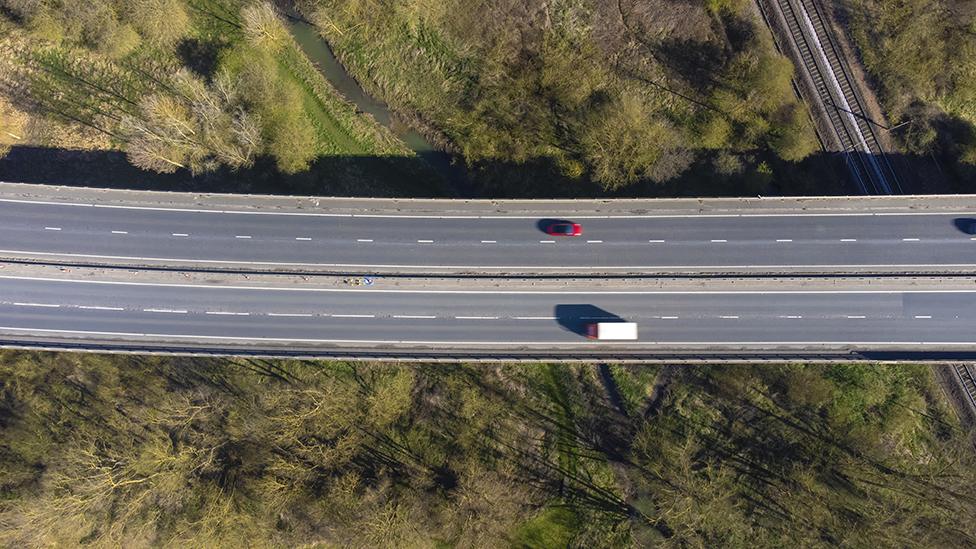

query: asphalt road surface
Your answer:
[1,275,974,350]
[2,197,976,272]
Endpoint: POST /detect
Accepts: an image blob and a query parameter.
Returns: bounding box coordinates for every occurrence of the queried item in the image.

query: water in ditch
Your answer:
[285,17,471,196]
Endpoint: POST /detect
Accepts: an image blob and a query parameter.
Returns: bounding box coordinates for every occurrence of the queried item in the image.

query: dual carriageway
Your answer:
[1,183,976,363]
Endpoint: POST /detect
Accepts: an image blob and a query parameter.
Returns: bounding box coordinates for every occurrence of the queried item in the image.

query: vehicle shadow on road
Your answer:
[536,218,571,234]
[554,304,623,338]
[952,218,976,234]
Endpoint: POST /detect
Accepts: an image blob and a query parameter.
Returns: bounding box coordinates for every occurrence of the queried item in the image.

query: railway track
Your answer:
[771,0,902,194]
[953,364,976,415]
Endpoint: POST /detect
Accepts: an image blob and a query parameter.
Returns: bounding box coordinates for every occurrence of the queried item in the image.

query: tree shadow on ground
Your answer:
[0,144,969,198]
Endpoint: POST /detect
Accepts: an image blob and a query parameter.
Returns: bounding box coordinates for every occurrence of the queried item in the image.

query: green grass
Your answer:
[274,28,409,157]
[512,506,580,548]
[608,364,660,415]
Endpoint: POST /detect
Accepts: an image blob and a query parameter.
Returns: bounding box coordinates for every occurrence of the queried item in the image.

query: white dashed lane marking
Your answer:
[392,315,437,319]
[143,308,187,314]
[235,235,251,239]
[647,240,666,243]
[417,240,434,243]
[840,239,857,242]
[206,311,250,316]
[111,230,128,235]
[776,239,792,242]
[331,314,375,318]
[711,239,727,243]
[267,313,314,317]
[14,302,59,308]
[172,233,189,237]
[357,239,373,243]
[914,315,932,319]
[78,305,124,311]
[455,316,499,320]
[481,240,497,244]
[295,237,312,241]
[902,238,920,242]
[586,240,603,243]
[44,227,61,231]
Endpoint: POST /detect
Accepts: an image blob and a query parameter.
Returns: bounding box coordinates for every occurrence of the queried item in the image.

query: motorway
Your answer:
[2,184,976,359]
[1,274,975,354]
[2,195,976,273]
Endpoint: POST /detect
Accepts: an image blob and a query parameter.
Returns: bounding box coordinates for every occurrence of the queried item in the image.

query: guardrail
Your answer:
[3,338,976,363]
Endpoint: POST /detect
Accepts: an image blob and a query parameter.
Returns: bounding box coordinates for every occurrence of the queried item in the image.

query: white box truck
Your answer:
[586,322,638,341]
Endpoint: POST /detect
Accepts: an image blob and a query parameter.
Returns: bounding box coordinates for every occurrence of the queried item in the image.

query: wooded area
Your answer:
[296,0,820,195]
[1,353,973,546]
[841,0,976,189]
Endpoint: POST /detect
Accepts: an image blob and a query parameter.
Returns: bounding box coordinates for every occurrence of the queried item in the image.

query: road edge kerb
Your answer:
[1,338,974,363]
[3,181,976,217]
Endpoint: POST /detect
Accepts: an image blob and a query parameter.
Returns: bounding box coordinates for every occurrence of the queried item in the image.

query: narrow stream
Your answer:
[286,17,470,196]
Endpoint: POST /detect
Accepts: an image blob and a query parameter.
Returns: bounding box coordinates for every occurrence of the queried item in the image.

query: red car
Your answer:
[545,222,583,237]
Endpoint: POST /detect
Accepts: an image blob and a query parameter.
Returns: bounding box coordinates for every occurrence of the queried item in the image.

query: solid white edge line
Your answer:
[4,325,976,346]
[6,248,976,272]
[4,196,976,219]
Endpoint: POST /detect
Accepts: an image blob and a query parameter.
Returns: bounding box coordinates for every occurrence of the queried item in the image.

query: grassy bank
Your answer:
[0,0,443,196]
[1,352,972,546]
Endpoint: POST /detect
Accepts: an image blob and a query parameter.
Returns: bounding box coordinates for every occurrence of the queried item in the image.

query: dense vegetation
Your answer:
[1,352,972,546]
[841,0,976,188]
[0,0,433,195]
[295,0,821,196]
